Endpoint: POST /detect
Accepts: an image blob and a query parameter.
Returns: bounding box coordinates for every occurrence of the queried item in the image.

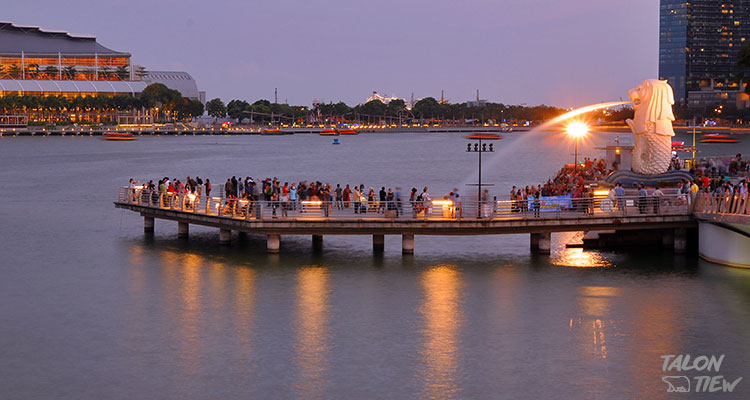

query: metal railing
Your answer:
[693,192,750,216]
[118,187,692,221]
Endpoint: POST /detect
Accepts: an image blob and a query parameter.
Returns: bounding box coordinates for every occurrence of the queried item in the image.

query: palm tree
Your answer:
[7,65,22,79]
[43,66,59,80]
[99,66,112,80]
[63,66,77,80]
[134,66,148,80]
[27,63,39,79]
[115,66,129,80]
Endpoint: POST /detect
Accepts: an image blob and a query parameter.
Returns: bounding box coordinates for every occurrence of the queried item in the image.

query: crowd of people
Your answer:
[507,158,607,214]
[504,152,750,217]
[126,152,750,221]
[690,153,749,179]
[128,176,465,219]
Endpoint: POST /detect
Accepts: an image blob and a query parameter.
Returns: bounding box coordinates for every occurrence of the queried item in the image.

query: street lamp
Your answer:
[466,134,501,218]
[566,121,589,171]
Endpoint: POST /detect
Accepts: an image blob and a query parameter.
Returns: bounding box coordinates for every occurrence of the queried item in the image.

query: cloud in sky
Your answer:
[6,0,658,107]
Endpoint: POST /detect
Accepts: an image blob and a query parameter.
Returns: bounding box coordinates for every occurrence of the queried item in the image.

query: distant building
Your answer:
[659,1,750,108]
[143,70,204,102]
[0,21,201,100]
[363,91,404,106]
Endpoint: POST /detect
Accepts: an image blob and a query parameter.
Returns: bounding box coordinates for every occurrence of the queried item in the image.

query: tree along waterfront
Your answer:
[0,83,204,124]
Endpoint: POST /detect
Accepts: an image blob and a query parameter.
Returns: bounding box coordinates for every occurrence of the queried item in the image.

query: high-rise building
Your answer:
[659,1,750,109]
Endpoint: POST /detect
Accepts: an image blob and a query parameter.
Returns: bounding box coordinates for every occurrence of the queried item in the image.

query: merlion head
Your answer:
[628,79,675,136]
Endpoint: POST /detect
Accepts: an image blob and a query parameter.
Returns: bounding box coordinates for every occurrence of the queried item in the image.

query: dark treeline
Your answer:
[0,83,204,124]
[206,96,572,125]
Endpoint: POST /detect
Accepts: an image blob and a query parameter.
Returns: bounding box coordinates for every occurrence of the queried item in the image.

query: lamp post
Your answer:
[466,134,500,218]
[566,121,589,171]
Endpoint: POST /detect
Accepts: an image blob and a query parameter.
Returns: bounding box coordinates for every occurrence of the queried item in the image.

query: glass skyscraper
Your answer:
[659,0,750,107]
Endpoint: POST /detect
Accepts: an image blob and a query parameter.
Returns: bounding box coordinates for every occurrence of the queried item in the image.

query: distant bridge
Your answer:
[115,187,695,255]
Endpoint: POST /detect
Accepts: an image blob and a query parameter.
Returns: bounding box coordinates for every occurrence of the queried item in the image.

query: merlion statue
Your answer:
[625,79,675,175]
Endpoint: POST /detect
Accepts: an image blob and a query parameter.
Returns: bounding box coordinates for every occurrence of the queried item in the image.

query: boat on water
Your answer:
[336,128,358,135]
[101,132,136,140]
[320,130,338,136]
[332,138,341,145]
[465,133,503,140]
[699,134,739,143]
[262,128,286,135]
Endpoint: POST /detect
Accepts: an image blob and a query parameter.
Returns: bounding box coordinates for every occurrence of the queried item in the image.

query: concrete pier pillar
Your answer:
[373,234,385,252]
[312,235,323,251]
[177,221,189,238]
[531,232,551,254]
[267,234,280,254]
[219,229,232,245]
[674,228,687,254]
[402,234,414,255]
[144,216,154,233]
[662,229,674,248]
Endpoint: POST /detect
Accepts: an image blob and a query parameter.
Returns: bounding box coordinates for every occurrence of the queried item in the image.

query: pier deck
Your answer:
[116,188,696,254]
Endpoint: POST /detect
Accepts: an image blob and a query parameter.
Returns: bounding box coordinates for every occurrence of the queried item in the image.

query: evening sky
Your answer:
[6,0,658,108]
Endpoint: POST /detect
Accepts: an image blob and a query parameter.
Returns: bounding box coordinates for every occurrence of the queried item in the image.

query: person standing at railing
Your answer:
[421,187,432,216]
[289,184,297,211]
[481,189,491,218]
[394,186,404,215]
[204,179,211,197]
[387,188,397,216]
[651,185,664,214]
[128,179,137,201]
[270,192,279,219]
[335,184,343,210]
[352,186,361,214]
[280,182,290,217]
[368,187,376,213]
[323,185,332,217]
[232,176,239,197]
[585,188,595,215]
[343,185,352,208]
[378,187,387,214]
[614,183,626,211]
[533,190,541,218]
[409,188,419,217]
[637,184,648,214]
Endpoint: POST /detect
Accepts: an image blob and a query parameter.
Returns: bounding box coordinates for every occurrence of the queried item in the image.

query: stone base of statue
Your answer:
[604,170,693,187]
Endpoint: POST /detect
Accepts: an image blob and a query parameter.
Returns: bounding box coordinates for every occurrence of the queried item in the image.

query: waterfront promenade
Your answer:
[115,187,695,254]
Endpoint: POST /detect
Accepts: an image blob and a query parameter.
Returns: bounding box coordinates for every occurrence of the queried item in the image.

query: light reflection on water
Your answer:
[176,252,204,376]
[294,266,330,399]
[418,265,462,400]
[551,232,614,268]
[574,286,622,360]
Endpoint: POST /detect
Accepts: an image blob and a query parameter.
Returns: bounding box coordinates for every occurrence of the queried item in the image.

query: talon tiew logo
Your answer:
[660,354,742,393]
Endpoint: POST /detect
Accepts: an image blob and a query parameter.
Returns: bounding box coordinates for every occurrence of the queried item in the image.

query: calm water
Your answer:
[1,131,749,399]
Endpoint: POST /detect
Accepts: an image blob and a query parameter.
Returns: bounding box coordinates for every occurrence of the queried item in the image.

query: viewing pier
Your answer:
[115,187,697,255]
[693,192,750,267]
